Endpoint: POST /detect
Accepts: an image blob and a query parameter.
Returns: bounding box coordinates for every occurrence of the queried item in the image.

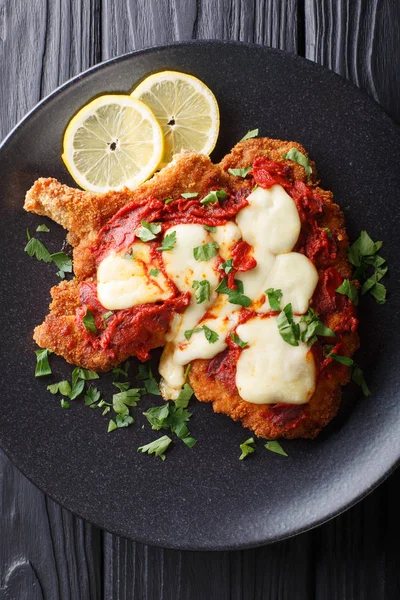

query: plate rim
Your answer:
[1,40,399,550]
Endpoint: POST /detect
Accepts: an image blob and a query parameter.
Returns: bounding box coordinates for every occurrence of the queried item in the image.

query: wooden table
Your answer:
[1,1,399,598]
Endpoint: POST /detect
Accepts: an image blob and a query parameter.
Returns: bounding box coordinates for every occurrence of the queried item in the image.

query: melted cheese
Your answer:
[97,243,170,310]
[235,316,316,404]
[261,252,319,314]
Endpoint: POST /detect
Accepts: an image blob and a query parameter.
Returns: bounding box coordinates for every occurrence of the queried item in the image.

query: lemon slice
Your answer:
[62,94,164,192]
[132,71,219,166]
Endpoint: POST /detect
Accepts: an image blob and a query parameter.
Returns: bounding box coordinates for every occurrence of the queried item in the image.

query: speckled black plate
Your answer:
[0,41,399,550]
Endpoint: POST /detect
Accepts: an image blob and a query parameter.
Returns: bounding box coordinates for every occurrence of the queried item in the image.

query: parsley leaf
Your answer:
[47,380,72,396]
[113,388,141,415]
[330,353,354,366]
[265,288,283,311]
[215,277,251,307]
[231,333,248,348]
[143,404,170,430]
[25,237,52,262]
[300,308,335,346]
[265,441,288,456]
[108,420,117,433]
[239,437,256,460]
[219,259,234,274]
[136,220,161,242]
[61,399,70,409]
[240,128,259,142]
[321,227,332,239]
[193,241,219,261]
[184,325,219,343]
[84,386,101,405]
[34,348,53,377]
[200,189,227,205]
[138,435,172,460]
[72,367,99,383]
[181,192,199,198]
[336,279,359,305]
[228,166,252,178]
[69,379,85,400]
[175,383,194,408]
[50,252,72,279]
[116,414,134,428]
[164,198,174,204]
[113,361,130,380]
[283,148,312,177]
[192,279,211,304]
[202,324,219,343]
[277,304,300,346]
[183,363,191,383]
[136,364,161,395]
[348,231,388,304]
[203,225,217,233]
[150,268,159,277]
[36,224,50,232]
[82,308,97,333]
[157,231,177,251]
[102,310,114,327]
[348,231,382,266]
[352,366,371,397]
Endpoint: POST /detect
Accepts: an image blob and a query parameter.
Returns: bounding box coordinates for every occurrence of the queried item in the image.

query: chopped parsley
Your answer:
[50,252,72,279]
[150,268,159,277]
[102,310,114,327]
[193,241,219,261]
[200,189,227,205]
[215,277,251,307]
[203,225,217,233]
[181,192,199,199]
[136,220,161,242]
[112,360,130,380]
[25,237,52,262]
[321,227,332,239]
[175,383,194,408]
[228,166,252,178]
[265,288,283,312]
[60,399,70,409]
[265,441,288,456]
[277,304,300,346]
[184,325,219,343]
[112,388,141,415]
[352,366,371,397]
[219,259,234,274]
[34,348,53,377]
[300,308,335,346]
[47,380,72,396]
[231,333,248,348]
[83,386,101,405]
[164,198,174,204]
[192,279,211,304]
[137,364,161,395]
[138,435,173,460]
[240,128,259,142]
[157,231,177,251]
[183,364,191,383]
[239,437,256,460]
[36,224,50,232]
[108,420,117,432]
[82,308,97,333]
[348,231,387,304]
[283,148,312,177]
[336,279,359,305]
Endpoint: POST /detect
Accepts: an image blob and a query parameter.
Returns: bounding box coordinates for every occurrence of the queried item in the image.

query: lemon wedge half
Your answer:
[132,71,220,166]
[62,94,164,192]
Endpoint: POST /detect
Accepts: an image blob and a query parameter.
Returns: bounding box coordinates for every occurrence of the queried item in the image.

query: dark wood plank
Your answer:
[0,1,102,599]
[100,0,299,59]
[304,0,400,123]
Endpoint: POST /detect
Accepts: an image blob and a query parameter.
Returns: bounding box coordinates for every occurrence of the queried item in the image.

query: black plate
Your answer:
[0,41,399,550]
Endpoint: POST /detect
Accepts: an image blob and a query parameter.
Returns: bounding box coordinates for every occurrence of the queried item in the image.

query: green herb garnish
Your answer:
[184,325,219,343]
[36,224,50,232]
[150,268,159,277]
[34,348,53,377]
[321,227,332,239]
[157,231,177,251]
[24,237,52,262]
[50,252,72,279]
[193,241,219,261]
[215,277,251,307]
[138,435,173,460]
[192,279,211,304]
[164,198,174,204]
[239,437,256,460]
[336,279,359,305]
[181,192,199,199]
[47,380,71,396]
[136,220,162,242]
[348,231,387,304]
[203,225,217,233]
[283,148,312,177]
[219,259,234,274]
[82,308,97,333]
[200,190,227,205]
[277,304,300,346]
[231,333,248,348]
[352,366,371,397]
[300,308,335,346]
[240,128,259,142]
[265,288,283,311]
[228,166,252,178]
[265,441,288,456]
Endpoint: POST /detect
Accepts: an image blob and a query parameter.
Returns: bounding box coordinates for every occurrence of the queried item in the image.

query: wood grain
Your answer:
[305,0,400,123]
[1,0,400,598]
